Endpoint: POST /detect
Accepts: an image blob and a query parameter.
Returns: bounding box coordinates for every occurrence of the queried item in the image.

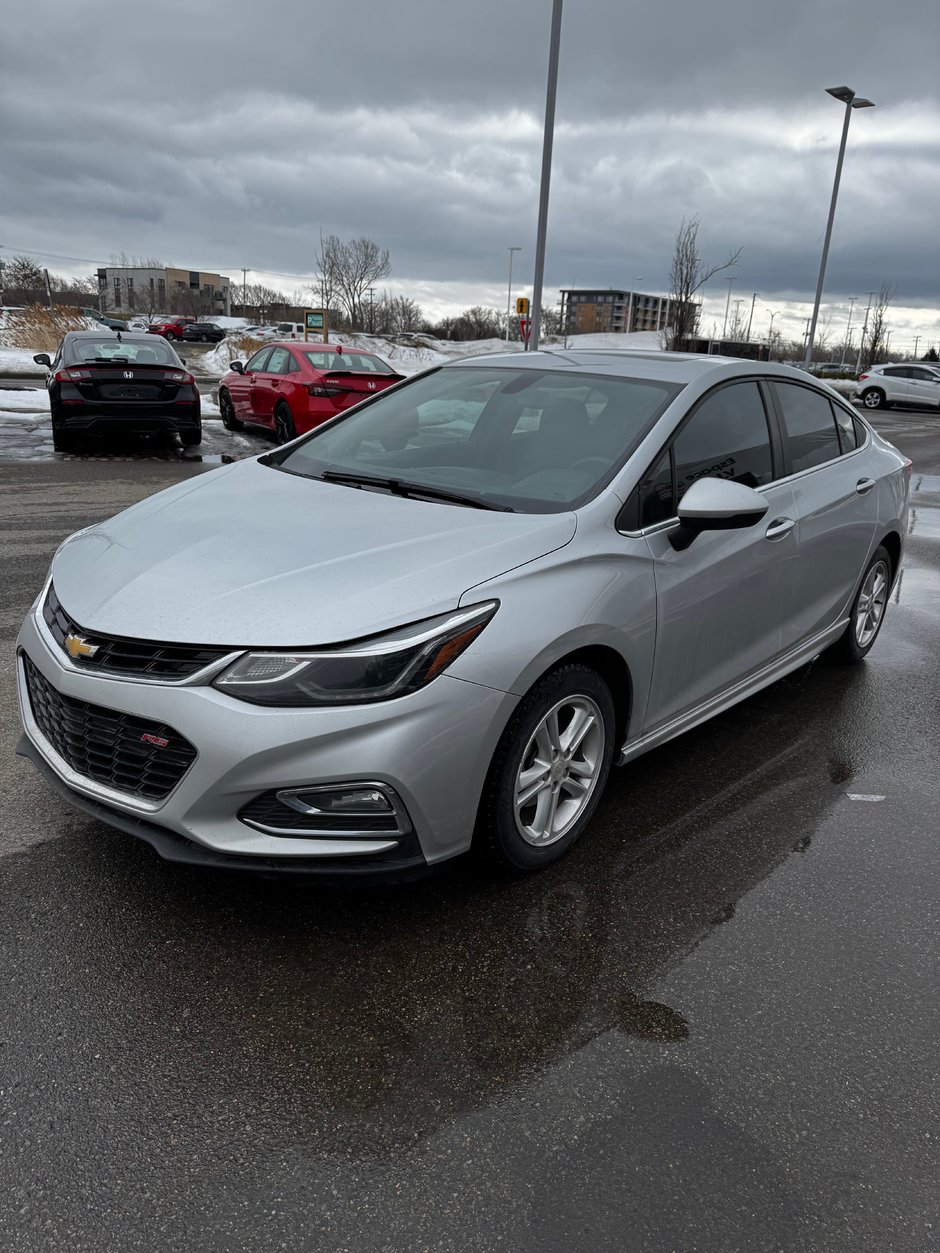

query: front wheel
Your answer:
[274,403,297,444]
[827,545,892,664]
[476,664,616,872]
[861,389,886,410]
[219,389,242,431]
[199,333,209,343]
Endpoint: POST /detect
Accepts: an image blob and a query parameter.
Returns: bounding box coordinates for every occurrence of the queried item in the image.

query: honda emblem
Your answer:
[123,371,134,379]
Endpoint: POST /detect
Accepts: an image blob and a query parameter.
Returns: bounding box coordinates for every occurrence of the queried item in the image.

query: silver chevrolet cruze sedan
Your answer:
[16,350,911,876]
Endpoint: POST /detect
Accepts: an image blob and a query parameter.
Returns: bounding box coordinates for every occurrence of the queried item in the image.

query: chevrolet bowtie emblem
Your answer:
[64,633,98,660]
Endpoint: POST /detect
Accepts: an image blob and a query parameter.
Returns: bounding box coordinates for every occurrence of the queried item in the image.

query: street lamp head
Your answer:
[852,97,875,109]
[826,85,856,103]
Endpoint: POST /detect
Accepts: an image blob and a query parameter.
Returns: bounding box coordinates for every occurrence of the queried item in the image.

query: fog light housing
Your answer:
[280,786,394,818]
[237,782,412,838]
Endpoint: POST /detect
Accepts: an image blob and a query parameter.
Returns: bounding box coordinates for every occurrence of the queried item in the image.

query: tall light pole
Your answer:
[855,288,876,374]
[912,334,921,360]
[803,86,874,367]
[840,296,857,367]
[766,308,780,357]
[528,0,563,352]
[722,276,735,338]
[506,246,521,343]
[745,291,759,341]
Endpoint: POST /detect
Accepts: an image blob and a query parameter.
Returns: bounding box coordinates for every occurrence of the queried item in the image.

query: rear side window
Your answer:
[832,403,858,453]
[774,382,842,472]
[266,347,293,373]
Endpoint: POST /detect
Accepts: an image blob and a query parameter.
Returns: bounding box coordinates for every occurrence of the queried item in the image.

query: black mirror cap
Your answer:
[669,511,770,552]
[229,361,244,374]
[33,353,52,367]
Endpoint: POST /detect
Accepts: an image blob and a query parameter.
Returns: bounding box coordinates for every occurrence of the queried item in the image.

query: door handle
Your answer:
[765,517,795,540]
[855,478,876,495]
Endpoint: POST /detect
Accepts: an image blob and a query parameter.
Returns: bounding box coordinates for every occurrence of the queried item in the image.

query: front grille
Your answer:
[44,584,231,681]
[22,653,197,801]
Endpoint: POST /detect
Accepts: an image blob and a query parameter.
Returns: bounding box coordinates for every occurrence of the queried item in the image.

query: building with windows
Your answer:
[561,288,698,337]
[96,266,231,317]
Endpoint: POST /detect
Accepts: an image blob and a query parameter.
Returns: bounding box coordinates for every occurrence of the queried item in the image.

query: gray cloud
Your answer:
[1,0,938,342]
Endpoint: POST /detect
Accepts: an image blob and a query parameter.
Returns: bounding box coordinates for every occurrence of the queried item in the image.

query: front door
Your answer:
[641,380,798,731]
[250,346,292,427]
[229,347,271,418]
[906,367,940,408]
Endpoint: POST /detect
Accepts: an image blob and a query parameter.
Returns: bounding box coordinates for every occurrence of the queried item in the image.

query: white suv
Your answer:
[856,363,940,410]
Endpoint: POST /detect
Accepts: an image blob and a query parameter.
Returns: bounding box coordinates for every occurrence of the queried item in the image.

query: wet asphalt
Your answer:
[1,413,938,1252]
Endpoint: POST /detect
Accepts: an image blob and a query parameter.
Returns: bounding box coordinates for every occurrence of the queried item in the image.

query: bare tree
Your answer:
[2,254,46,303]
[317,236,391,328]
[861,282,894,369]
[667,217,741,350]
[373,291,423,334]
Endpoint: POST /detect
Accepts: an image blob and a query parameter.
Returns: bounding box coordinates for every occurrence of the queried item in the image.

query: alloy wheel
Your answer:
[855,559,888,648]
[513,695,605,847]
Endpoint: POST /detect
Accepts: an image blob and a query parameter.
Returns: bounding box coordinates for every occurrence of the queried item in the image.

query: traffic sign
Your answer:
[515,297,530,316]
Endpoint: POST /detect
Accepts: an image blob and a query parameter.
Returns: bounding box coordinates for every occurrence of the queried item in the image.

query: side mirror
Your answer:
[33,353,52,367]
[229,361,244,373]
[670,477,769,551]
[178,358,186,366]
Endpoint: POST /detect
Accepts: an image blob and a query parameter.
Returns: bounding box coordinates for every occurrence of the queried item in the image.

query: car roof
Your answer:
[449,348,827,387]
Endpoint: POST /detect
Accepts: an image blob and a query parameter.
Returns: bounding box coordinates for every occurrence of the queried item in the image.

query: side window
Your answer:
[774,382,843,473]
[883,367,911,379]
[244,348,271,372]
[266,347,292,374]
[832,403,857,453]
[673,382,773,502]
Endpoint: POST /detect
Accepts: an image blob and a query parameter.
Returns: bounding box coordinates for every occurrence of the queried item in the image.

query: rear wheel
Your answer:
[219,389,242,431]
[179,424,202,448]
[51,427,76,453]
[827,545,892,663]
[164,330,177,340]
[861,389,887,410]
[274,403,296,444]
[199,333,209,343]
[476,664,616,872]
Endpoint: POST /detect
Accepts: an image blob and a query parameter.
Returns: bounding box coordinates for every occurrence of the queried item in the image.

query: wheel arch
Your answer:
[524,643,633,753]
[877,529,902,588]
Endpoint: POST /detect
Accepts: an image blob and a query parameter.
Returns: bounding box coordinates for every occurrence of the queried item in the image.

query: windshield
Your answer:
[70,337,181,365]
[299,350,395,374]
[269,365,682,513]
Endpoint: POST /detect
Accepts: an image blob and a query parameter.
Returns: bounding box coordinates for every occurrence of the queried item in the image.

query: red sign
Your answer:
[518,317,531,343]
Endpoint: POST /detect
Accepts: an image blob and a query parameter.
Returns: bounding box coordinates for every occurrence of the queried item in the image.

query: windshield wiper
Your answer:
[320,469,511,511]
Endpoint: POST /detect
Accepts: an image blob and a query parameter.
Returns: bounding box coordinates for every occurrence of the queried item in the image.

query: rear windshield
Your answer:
[271,365,682,513]
[299,350,395,374]
[70,338,180,365]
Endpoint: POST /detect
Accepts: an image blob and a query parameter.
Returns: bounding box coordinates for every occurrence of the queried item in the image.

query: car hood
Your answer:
[51,459,577,646]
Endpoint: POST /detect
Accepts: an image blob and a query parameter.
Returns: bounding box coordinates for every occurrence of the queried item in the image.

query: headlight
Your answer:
[212,601,498,706]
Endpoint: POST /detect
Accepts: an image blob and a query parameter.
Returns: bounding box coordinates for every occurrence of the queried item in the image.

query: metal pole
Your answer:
[840,296,856,367]
[722,277,734,338]
[528,0,563,352]
[855,289,875,374]
[913,334,921,360]
[506,247,520,343]
[804,98,854,367]
[746,291,758,341]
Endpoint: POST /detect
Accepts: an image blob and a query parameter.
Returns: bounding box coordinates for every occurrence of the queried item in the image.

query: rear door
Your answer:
[769,380,878,642]
[880,366,913,404]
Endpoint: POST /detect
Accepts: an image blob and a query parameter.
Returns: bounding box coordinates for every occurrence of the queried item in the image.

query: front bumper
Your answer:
[16,605,517,871]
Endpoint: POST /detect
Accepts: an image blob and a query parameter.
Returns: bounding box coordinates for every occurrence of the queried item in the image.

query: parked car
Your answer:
[218,341,404,442]
[32,331,201,451]
[16,351,910,877]
[855,362,940,410]
[80,307,129,332]
[147,316,198,340]
[181,322,225,343]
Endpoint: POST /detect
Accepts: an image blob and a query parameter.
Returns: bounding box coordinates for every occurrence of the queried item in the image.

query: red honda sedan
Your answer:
[218,342,404,442]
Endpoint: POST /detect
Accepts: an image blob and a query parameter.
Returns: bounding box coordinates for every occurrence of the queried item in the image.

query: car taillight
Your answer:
[54,368,92,382]
[859,373,869,381]
[902,457,913,477]
[165,371,194,384]
[307,384,342,397]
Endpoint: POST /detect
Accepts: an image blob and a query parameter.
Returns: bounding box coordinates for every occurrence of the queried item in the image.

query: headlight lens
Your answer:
[212,601,498,706]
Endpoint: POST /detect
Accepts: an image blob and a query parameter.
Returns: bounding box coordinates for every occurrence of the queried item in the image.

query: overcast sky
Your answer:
[2,0,938,348]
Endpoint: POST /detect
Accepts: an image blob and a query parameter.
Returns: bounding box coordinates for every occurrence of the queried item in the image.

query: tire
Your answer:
[861,389,887,410]
[476,664,616,872]
[827,545,892,664]
[52,427,76,453]
[164,330,176,340]
[274,403,297,444]
[179,424,202,448]
[219,389,242,431]
[199,334,209,343]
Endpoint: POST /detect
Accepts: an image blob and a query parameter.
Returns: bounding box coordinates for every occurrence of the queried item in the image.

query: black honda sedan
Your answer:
[34,332,201,452]
[181,322,225,343]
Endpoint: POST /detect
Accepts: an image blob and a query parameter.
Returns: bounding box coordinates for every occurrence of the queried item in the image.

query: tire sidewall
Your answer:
[836,545,892,662]
[478,665,616,871]
[862,389,885,409]
[275,404,296,443]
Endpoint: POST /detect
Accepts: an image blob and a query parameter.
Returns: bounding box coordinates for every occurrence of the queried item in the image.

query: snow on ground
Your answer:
[0,347,48,374]
[0,387,48,410]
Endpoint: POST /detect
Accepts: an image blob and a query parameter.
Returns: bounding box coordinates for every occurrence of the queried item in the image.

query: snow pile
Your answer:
[0,347,48,374]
